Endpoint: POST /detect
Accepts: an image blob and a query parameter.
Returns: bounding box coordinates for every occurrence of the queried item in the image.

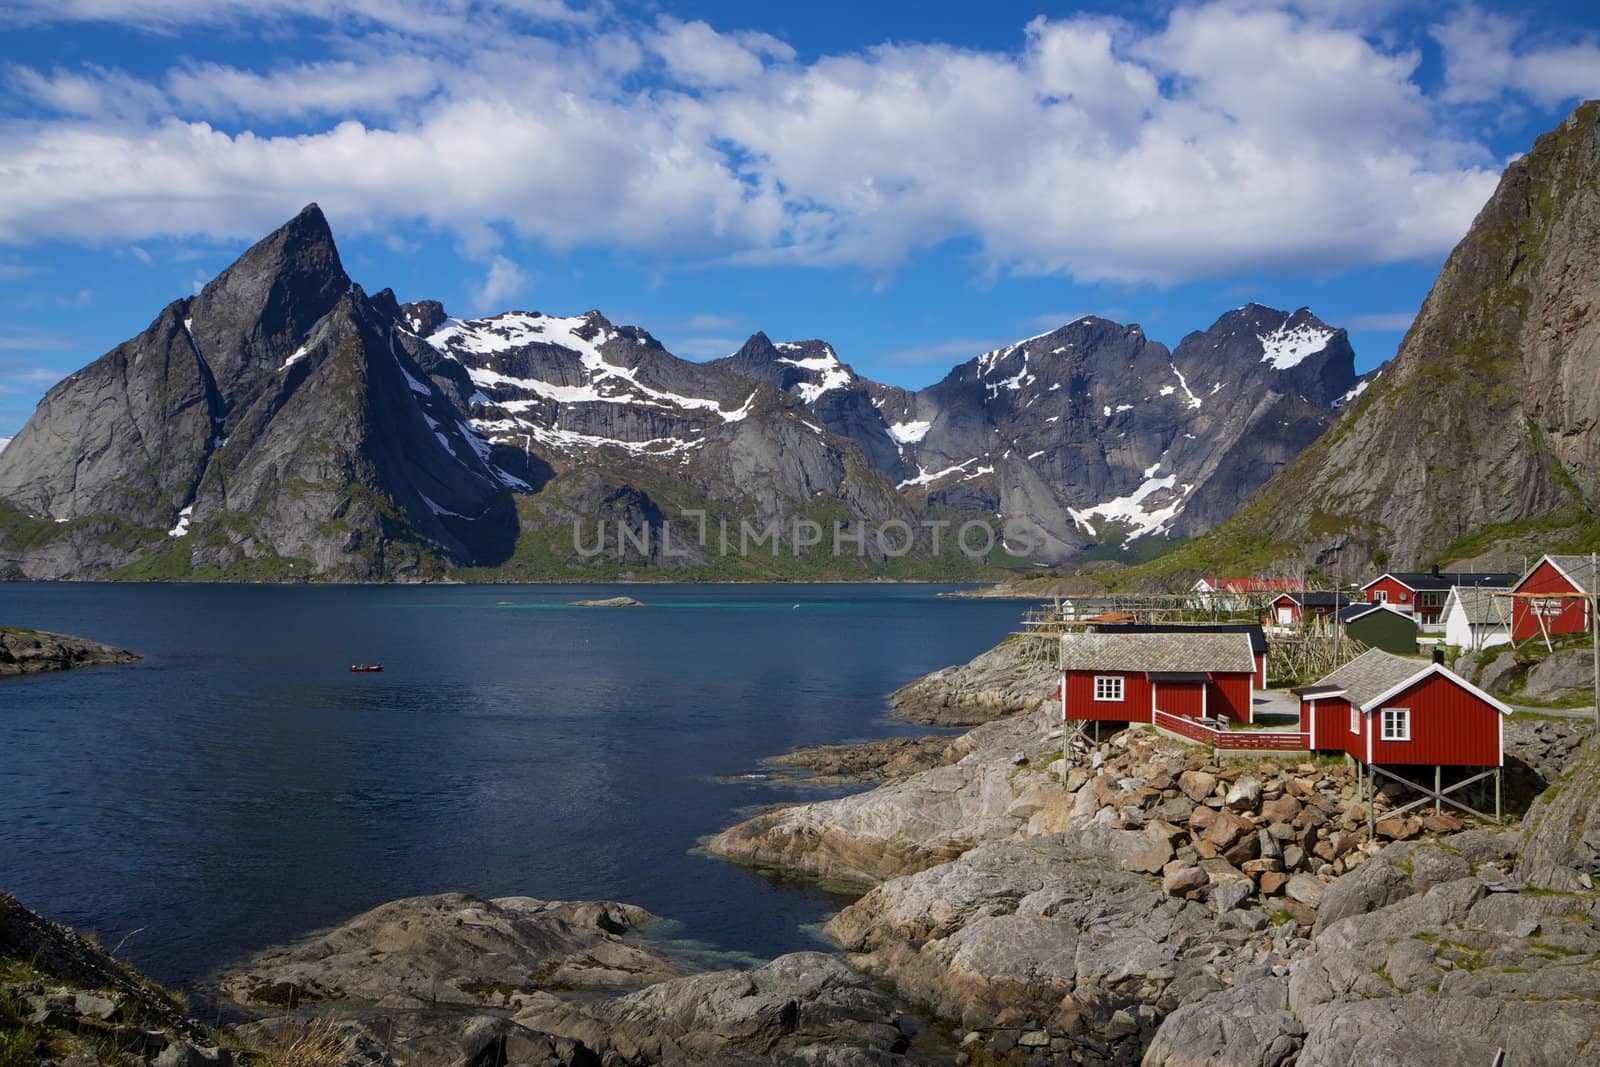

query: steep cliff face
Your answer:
[0,206,518,580]
[1158,101,1600,578]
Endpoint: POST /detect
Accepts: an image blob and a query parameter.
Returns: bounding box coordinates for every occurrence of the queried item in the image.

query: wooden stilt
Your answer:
[1435,766,1442,816]
[1367,764,1375,837]
[1495,768,1502,823]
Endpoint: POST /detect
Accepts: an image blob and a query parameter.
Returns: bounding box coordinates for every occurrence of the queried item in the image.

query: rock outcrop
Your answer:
[1516,729,1600,890]
[888,637,1058,725]
[221,893,678,1009]
[768,734,959,784]
[0,628,139,675]
[513,952,912,1065]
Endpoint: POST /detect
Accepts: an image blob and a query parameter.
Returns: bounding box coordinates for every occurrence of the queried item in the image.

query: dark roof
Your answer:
[1291,684,1345,696]
[1312,649,1428,709]
[1059,632,1257,674]
[1091,622,1267,655]
[1339,603,1418,625]
[1369,571,1519,592]
[1148,671,1211,683]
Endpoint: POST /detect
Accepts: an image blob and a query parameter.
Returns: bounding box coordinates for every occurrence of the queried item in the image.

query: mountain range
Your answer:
[0,209,1366,581]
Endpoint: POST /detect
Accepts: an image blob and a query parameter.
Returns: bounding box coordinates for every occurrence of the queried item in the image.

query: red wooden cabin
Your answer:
[1295,649,1510,767]
[1509,555,1598,642]
[1060,631,1258,725]
[1270,591,1356,626]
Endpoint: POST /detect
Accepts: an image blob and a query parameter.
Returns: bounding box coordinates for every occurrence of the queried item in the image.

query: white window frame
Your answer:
[1374,589,1388,603]
[1350,705,1360,734]
[1093,675,1124,702]
[1381,707,1411,742]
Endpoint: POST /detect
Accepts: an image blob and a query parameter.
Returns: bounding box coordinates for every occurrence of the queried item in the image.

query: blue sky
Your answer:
[2,0,1599,435]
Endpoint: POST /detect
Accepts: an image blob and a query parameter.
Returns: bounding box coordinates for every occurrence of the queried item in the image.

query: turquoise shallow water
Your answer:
[0,582,1021,993]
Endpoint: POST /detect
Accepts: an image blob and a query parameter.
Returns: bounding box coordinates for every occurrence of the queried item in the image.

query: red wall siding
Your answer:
[1210,673,1254,723]
[1512,561,1589,640]
[1154,681,1205,718]
[1064,670,1153,722]
[1302,696,1355,753]
[1364,576,1416,612]
[1272,597,1300,625]
[1366,672,1503,767]
[1254,652,1267,689]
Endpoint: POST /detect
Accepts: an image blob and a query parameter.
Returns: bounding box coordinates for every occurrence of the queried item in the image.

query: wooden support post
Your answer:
[1435,765,1442,816]
[1367,764,1376,838]
[1495,768,1502,824]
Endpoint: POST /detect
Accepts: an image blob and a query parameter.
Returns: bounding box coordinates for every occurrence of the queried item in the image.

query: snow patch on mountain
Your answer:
[1068,466,1193,543]
[775,343,853,403]
[887,419,932,446]
[167,504,193,538]
[1258,321,1334,370]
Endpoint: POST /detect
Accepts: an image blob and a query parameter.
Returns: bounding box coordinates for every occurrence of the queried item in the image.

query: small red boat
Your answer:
[349,664,384,673]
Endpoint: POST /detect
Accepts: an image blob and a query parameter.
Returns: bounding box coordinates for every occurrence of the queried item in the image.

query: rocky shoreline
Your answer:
[707,640,1600,1065]
[9,635,1600,1067]
[0,627,139,675]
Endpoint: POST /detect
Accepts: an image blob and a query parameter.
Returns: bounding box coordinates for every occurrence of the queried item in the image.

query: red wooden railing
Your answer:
[1152,710,1309,752]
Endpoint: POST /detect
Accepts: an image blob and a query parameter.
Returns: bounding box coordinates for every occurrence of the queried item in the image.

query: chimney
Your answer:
[1431,563,1440,578]
[1432,647,1446,665]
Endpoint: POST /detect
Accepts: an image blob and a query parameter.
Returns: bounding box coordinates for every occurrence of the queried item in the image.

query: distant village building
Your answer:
[1059,631,1258,726]
[1295,649,1511,768]
[1269,590,1356,626]
[1360,568,1517,624]
[1509,554,1599,642]
[1339,602,1419,654]
[1191,577,1303,612]
[1443,586,1512,651]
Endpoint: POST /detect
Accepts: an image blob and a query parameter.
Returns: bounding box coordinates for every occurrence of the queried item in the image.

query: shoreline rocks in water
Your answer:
[0,627,139,676]
[568,596,644,608]
[888,636,1057,726]
[769,734,962,784]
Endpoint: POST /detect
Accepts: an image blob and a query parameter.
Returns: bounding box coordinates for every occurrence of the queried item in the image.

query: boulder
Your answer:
[1226,777,1263,812]
[1179,770,1218,803]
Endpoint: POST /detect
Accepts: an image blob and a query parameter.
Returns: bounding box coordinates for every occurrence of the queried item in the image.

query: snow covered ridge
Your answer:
[774,342,853,403]
[0,437,10,454]
[1258,320,1334,370]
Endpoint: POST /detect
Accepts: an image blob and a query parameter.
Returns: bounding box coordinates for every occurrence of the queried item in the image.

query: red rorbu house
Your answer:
[1295,648,1511,826]
[1360,567,1517,624]
[1059,631,1258,726]
[1192,577,1303,612]
[1509,554,1599,642]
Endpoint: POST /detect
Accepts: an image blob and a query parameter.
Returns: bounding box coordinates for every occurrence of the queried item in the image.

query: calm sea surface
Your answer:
[0,583,1021,993]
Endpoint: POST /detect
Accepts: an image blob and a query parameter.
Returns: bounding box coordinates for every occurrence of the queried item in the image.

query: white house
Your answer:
[1443,585,1511,651]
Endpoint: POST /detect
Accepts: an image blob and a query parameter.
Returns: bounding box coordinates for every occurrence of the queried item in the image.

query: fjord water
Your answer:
[0,583,1021,992]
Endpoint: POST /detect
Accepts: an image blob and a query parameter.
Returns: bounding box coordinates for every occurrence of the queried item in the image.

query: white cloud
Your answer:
[648,16,795,88]
[0,2,1546,289]
[1433,5,1600,107]
[472,255,529,313]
